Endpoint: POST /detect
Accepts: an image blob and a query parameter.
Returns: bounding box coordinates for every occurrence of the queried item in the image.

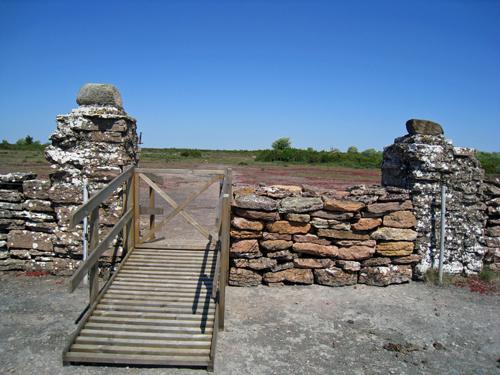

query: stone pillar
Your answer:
[382,119,486,277]
[45,83,139,258]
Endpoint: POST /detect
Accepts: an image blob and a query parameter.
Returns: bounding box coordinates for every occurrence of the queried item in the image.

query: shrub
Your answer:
[272,137,291,151]
[179,149,202,158]
[255,147,383,169]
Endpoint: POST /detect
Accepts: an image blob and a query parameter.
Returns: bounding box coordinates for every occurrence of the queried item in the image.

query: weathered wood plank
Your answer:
[63,352,209,366]
[68,209,133,293]
[75,336,211,348]
[84,322,213,334]
[139,173,218,240]
[69,343,210,356]
[79,329,212,341]
[135,242,217,250]
[69,166,134,227]
[136,167,225,176]
[88,316,214,327]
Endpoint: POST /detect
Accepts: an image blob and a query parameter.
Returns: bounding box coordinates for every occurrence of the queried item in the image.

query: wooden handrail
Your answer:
[135,167,225,176]
[68,208,133,292]
[69,165,135,228]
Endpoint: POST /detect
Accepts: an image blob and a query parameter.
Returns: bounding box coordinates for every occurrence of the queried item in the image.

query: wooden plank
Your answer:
[88,316,214,327]
[84,322,213,334]
[135,242,217,250]
[148,185,155,239]
[133,172,140,246]
[108,283,212,291]
[88,208,99,304]
[75,336,211,348]
[139,173,218,241]
[126,250,215,256]
[112,280,212,287]
[68,209,133,293]
[121,265,214,273]
[92,310,212,321]
[219,193,231,330]
[62,235,140,364]
[136,167,225,176]
[117,273,213,281]
[69,343,210,356]
[63,352,209,366]
[208,304,219,372]
[80,329,211,341]
[69,165,134,227]
[105,288,212,298]
[99,299,214,309]
[111,280,213,287]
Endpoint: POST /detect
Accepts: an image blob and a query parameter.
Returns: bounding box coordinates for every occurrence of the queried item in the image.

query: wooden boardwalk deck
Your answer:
[63,167,231,371]
[64,247,217,367]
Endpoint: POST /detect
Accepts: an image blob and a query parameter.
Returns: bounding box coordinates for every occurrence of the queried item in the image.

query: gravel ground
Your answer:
[0,273,499,375]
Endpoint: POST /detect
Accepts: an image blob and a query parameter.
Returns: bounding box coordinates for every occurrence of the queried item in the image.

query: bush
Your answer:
[255,147,383,169]
[0,137,46,150]
[476,151,500,176]
[179,149,202,158]
[272,137,291,151]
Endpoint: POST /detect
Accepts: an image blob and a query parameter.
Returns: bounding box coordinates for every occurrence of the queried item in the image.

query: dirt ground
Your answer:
[0,273,498,375]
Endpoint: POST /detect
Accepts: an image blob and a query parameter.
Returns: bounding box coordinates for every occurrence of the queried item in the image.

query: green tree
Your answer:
[347,146,358,154]
[25,135,33,145]
[272,137,291,151]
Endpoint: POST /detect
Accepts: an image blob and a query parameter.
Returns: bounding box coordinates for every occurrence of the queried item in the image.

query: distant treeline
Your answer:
[1,135,499,175]
[256,137,500,174]
[256,147,383,169]
[0,136,47,150]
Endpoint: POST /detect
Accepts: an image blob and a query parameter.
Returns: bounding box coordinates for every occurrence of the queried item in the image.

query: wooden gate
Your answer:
[62,166,232,371]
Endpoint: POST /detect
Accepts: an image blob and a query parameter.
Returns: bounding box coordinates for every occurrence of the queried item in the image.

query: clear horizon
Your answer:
[1,0,499,152]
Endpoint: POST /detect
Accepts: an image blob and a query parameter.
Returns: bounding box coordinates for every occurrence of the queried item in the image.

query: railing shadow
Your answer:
[191,237,216,334]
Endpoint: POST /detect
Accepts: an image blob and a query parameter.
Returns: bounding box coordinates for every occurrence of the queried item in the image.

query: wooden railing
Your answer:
[66,165,231,370]
[67,165,136,305]
[208,168,232,370]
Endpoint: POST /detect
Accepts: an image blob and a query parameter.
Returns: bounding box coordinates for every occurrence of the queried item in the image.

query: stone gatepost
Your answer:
[382,119,486,277]
[45,83,139,259]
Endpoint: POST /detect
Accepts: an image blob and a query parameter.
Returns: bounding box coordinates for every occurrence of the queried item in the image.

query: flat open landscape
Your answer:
[0,148,380,189]
[0,273,499,375]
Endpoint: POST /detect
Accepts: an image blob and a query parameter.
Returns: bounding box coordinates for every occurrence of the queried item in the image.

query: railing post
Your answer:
[88,207,100,304]
[123,176,133,256]
[133,171,140,246]
[218,168,232,331]
[149,185,155,239]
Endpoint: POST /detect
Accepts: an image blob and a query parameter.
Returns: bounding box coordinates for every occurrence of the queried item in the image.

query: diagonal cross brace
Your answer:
[139,173,222,241]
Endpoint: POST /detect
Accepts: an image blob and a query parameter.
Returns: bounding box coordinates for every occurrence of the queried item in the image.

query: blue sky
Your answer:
[0,0,499,151]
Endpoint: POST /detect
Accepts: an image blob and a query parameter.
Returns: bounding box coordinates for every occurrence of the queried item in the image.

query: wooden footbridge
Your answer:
[62,166,232,371]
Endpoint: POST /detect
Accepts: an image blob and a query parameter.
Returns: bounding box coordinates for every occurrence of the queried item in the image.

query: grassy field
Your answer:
[1,146,497,189]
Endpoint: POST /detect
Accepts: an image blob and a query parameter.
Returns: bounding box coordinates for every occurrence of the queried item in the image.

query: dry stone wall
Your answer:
[0,83,139,274]
[228,184,420,287]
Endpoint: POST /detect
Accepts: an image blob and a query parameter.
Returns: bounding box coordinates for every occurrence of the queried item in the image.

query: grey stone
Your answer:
[406,119,444,135]
[279,197,323,213]
[234,194,278,211]
[229,268,262,286]
[314,268,357,287]
[76,83,123,109]
[359,265,412,286]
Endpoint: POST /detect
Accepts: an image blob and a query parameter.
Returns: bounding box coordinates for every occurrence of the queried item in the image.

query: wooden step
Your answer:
[88,316,214,328]
[84,322,213,334]
[75,336,211,349]
[63,352,209,366]
[79,329,212,341]
[69,343,210,356]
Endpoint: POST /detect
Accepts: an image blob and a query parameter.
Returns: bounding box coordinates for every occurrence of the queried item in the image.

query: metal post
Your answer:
[82,179,89,285]
[438,184,446,285]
